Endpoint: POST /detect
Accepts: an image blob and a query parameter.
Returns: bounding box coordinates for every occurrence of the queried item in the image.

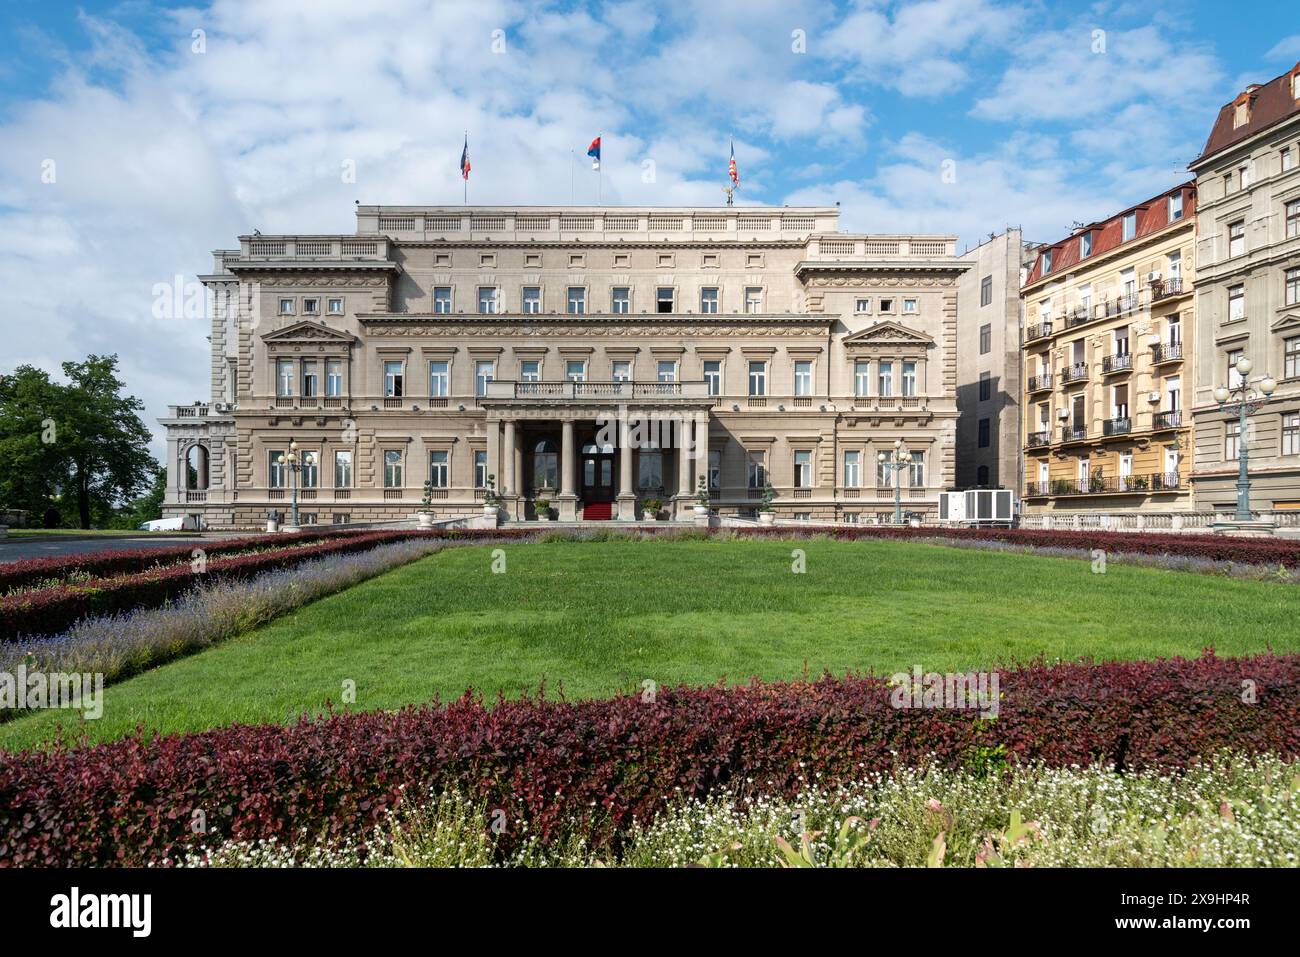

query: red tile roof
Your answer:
[1196,64,1300,164]
[1023,183,1195,288]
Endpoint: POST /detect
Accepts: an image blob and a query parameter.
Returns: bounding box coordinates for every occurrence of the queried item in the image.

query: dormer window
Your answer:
[1041,250,1053,275]
[1234,100,1249,129]
[1168,192,1183,221]
[1122,212,1137,242]
[1078,232,1092,258]
[1293,70,1299,100]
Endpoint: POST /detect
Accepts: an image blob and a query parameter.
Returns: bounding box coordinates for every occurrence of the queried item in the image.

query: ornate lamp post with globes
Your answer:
[1213,356,1275,526]
[273,438,302,533]
[877,439,914,525]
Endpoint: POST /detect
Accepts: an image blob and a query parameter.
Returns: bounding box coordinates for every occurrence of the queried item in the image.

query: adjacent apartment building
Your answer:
[955,229,1034,491]
[1020,183,1197,513]
[1188,64,1300,514]
[161,205,967,528]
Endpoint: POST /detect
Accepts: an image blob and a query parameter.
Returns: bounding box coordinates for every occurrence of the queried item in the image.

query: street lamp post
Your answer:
[1213,357,1276,523]
[274,438,302,532]
[877,439,914,525]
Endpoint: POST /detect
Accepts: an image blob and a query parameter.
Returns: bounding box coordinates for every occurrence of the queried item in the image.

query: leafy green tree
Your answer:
[106,465,166,529]
[0,355,155,529]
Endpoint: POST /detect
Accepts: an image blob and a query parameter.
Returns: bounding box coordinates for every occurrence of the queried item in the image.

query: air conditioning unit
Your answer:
[1057,408,1070,419]
[1146,334,1161,347]
[1147,270,1162,283]
[1147,391,1161,402]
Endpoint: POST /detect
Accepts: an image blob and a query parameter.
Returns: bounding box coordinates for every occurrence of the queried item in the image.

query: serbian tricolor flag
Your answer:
[460,135,471,181]
[729,138,739,187]
[587,135,601,170]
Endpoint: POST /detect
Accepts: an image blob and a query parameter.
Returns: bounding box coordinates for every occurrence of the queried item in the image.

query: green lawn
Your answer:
[4,537,1298,751]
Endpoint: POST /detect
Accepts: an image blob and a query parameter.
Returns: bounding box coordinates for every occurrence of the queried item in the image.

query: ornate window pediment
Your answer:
[260,320,357,345]
[840,320,935,351]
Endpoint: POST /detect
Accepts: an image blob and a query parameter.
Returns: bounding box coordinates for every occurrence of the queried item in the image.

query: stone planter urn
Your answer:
[759,511,776,525]
[909,517,921,529]
[266,519,279,533]
[417,512,435,529]
[483,503,499,518]
[693,504,709,518]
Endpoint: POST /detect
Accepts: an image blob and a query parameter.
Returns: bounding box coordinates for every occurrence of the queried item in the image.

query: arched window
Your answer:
[533,440,558,490]
[185,445,209,491]
[976,465,989,487]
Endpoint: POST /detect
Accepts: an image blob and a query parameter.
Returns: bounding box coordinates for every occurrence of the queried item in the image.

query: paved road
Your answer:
[0,535,223,564]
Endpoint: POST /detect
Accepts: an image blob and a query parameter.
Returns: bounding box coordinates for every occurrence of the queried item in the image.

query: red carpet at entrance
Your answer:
[583,502,612,520]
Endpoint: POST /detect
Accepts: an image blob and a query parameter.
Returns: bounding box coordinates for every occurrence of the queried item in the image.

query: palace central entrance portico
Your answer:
[481,381,714,521]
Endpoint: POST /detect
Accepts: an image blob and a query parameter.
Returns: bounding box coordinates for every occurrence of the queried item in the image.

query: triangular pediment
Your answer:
[1270,312,1300,333]
[260,320,356,343]
[841,320,935,348]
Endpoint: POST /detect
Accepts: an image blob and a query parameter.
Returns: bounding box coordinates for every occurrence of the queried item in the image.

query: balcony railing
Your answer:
[1152,341,1183,364]
[1152,409,1183,430]
[1026,430,1053,447]
[1151,277,1184,301]
[1044,472,1181,497]
[1061,362,1088,384]
[1024,481,1051,497]
[1102,353,1133,374]
[1026,321,1053,342]
[1064,305,1096,329]
[1103,416,1132,436]
[1061,425,1088,443]
[486,380,711,400]
[1111,292,1142,315]
[1027,374,1053,393]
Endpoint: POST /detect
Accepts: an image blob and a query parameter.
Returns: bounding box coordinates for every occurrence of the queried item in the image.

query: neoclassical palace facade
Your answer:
[161,205,965,528]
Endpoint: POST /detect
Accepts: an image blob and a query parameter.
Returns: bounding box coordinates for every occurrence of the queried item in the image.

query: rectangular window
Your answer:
[1228,220,1245,257]
[611,287,630,313]
[566,359,586,382]
[843,450,860,488]
[268,450,286,488]
[879,297,894,313]
[703,360,721,395]
[1168,192,1183,221]
[708,449,721,491]
[656,360,677,382]
[748,360,766,396]
[855,298,871,313]
[745,287,763,313]
[793,451,812,488]
[978,371,991,402]
[303,298,319,315]
[793,360,812,396]
[1286,268,1299,306]
[902,361,917,397]
[301,360,319,397]
[1228,349,1245,388]
[433,287,452,314]
[383,360,404,397]
[1228,284,1245,322]
[334,450,352,488]
[429,450,449,488]
[1079,231,1092,257]
[903,298,917,313]
[699,287,719,314]
[747,450,766,489]
[522,287,541,314]
[477,287,498,314]
[979,323,991,355]
[384,450,403,488]
[611,360,631,382]
[276,359,294,397]
[429,360,449,396]
[656,287,674,313]
[300,450,319,488]
[520,359,540,383]
[638,451,664,490]
[1168,250,1182,281]
[877,361,893,397]
[1284,147,1296,173]
[1122,212,1136,241]
[980,275,992,306]
[1225,421,1240,462]
[876,452,893,487]
[328,298,344,314]
[475,360,494,396]
[1041,250,1052,275]
[978,418,990,448]
[1285,337,1300,380]
[1283,413,1300,457]
[854,361,871,397]
[279,298,294,315]
[326,360,342,397]
[908,450,925,487]
[1121,267,1136,295]
[474,450,488,488]
[1288,200,1300,239]
[1241,164,1253,188]
[566,287,586,314]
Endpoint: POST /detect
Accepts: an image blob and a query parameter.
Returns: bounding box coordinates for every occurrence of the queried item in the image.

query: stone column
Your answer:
[559,418,578,521]
[695,412,711,526]
[675,416,694,519]
[485,419,500,501]
[617,412,636,521]
[502,419,517,496]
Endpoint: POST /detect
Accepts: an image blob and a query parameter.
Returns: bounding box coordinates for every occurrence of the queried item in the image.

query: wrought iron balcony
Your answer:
[1026,429,1053,447]
[1152,341,1183,364]
[1026,321,1054,342]
[1026,374,1054,393]
[1061,362,1089,384]
[1064,305,1096,329]
[1024,481,1051,497]
[1151,277,1184,301]
[1102,353,1133,374]
[1061,425,1088,443]
[1103,416,1132,436]
[1152,409,1183,430]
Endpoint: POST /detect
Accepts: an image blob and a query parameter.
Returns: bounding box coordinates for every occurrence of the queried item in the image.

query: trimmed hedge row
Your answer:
[2,652,1295,866]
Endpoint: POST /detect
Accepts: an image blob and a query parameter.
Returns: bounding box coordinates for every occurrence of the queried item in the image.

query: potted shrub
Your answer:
[758,483,776,525]
[641,497,662,521]
[416,480,436,528]
[482,474,501,518]
[534,493,553,521]
[693,475,711,518]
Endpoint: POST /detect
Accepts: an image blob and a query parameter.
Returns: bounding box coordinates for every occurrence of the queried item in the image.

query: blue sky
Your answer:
[0,0,1297,452]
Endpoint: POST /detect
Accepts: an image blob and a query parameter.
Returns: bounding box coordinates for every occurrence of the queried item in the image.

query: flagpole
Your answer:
[463,130,468,205]
[597,131,602,205]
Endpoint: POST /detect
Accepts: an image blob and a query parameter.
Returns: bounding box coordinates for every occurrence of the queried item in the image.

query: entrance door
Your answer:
[581,442,616,517]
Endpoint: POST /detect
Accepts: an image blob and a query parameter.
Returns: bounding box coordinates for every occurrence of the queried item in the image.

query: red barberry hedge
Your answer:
[1,652,1295,867]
